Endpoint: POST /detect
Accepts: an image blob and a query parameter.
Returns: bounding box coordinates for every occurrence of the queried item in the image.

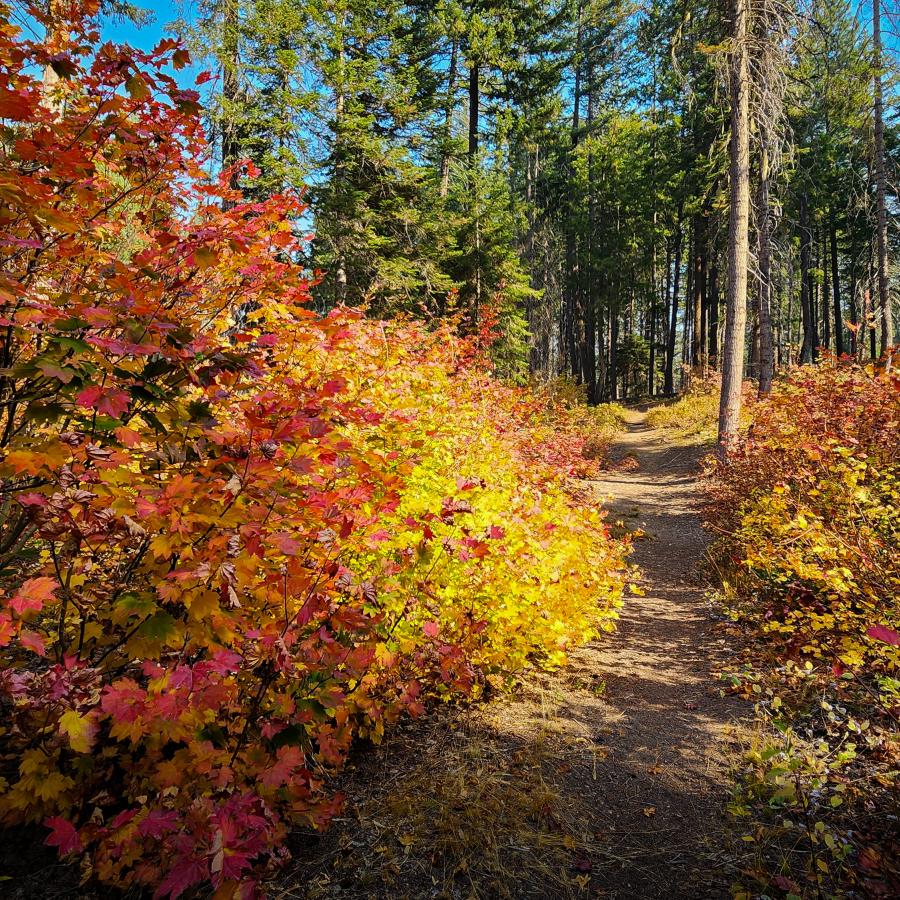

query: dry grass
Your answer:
[274,692,622,900]
[372,729,579,897]
[645,378,758,444]
[645,386,720,442]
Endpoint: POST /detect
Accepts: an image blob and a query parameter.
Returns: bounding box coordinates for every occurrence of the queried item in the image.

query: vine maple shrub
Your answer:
[710,366,899,896]
[0,5,627,896]
[710,366,899,683]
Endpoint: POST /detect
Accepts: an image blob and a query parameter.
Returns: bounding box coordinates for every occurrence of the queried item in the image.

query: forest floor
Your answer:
[280,408,753,899]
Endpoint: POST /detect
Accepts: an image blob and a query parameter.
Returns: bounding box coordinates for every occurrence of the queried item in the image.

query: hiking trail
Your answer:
[281,407,750,899]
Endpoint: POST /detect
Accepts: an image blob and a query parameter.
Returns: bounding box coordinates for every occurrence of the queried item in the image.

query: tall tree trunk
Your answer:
[220,0,241,211]
[661,240,672,391]
[829,213,843,357]
[866,240,877,361]
[439,38,459,199]
[691,213,706,368]
[468,58,479,161]
[467,53,481,319]
[332,11,348,301]
[565,1,583,380]
[757,145,774,394]
[609,298,619,401]
[683,223,694,388]
[772,266,784,370]
[872,0,893,367]
[648,45,659,397]
[525,148,542,373]
[708,261,719,368]
[848,253,858,358]
[43,0,68,102]
[584,65,597,400]
[787,253,795,365]
[665,207,683,395]
[822,228,831,352]
[648,291,656,395]
[719,0,750,451]
[811,226,819,351]
[798,194,816,362]
[221,0,240,171]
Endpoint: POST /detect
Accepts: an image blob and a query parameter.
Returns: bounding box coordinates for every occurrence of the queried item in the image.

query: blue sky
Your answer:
[96,0,900,85]
[103,0,900,49]
[99,1,203,85]
[101,0,181,51]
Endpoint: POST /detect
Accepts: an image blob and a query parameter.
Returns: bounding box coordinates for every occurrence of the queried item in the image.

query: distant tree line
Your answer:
[169,0,897,397]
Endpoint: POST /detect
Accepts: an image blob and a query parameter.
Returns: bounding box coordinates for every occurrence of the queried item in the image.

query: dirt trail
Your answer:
[280,410,749,899]
[580,407,748,895]
[477,407,749,897]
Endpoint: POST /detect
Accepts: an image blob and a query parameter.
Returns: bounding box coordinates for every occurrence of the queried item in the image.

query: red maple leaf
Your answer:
[45,817,82,855]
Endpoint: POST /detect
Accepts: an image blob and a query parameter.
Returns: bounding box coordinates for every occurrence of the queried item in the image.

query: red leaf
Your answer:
[139,809,180,839]
[76,385,130,419]
[0,612,15,647]
[19,629,46,656]
[17,491,48,507]
[866,624,900,647]
[45,817,82,855]
[8,576,57,615]
[155,854,209,900]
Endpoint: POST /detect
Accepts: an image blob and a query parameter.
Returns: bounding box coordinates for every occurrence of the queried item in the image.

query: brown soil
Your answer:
[559,407,749,896]
[278,410,750,899]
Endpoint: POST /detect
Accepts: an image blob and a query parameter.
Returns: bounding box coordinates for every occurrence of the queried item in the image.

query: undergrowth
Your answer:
[709,365,899,899]
[534,379,628,472]
[279,698,609,899]
[645,377,721,441]
[0,19,629,897]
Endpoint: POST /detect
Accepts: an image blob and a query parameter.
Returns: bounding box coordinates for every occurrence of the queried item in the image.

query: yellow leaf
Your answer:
[59,710,96,753]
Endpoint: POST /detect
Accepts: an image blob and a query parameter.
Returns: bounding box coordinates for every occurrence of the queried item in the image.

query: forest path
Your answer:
[280,410,750,899]
[551,406,751,896]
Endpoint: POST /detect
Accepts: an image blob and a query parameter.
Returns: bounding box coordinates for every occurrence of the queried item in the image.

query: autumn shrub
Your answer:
[710,365,899,682]
[0,8,627,897]
[645,376,723,440]
[712,366,899,896]
[527,378,627,473]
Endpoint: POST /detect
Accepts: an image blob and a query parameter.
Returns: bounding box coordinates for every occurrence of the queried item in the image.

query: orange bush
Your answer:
[0,7,627,896]
[710,365,899,680]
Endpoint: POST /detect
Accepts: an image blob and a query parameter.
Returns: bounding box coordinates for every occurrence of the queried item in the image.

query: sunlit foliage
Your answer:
[711,366,899,680]
[0,7,627,895]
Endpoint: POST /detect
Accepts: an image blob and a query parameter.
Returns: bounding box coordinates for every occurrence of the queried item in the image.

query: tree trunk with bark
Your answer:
[872,0,893,367]
[665,209,683,395]
[718,0,751,451]
[707,261,719,368]
[439,38,459,199]
[798,193,817,362]
[757,145,774,394]
[829,213,843,357]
